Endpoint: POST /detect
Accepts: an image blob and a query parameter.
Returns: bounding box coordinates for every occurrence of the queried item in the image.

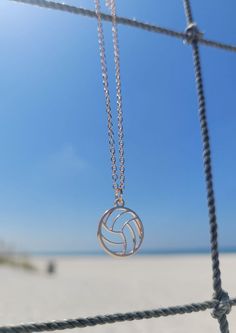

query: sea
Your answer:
[27,247,236,256]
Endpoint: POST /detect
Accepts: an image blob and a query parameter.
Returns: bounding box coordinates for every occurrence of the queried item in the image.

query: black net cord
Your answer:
[182,1,230,332]
[0,300,228,333]
[8,0,236,52]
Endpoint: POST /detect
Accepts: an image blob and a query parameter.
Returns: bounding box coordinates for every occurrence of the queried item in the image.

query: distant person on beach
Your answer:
[47,260,56,274]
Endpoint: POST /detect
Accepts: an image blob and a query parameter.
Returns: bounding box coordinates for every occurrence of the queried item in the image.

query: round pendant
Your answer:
[97,206,144,257]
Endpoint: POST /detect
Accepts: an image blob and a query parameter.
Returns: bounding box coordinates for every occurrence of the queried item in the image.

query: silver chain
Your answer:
[94,0,125,203]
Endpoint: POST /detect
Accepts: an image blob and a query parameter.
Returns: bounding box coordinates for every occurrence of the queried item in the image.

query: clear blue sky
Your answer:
[0,0,235,253]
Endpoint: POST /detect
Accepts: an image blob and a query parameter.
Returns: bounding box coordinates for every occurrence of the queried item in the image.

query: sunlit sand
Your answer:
[0,255,235,332]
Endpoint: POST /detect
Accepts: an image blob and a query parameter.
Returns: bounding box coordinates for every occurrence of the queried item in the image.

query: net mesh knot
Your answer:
[184,22,203,44]
[212,290,232,319]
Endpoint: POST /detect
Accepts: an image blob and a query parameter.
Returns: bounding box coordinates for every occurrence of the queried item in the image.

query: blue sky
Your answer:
[0,0,235,253]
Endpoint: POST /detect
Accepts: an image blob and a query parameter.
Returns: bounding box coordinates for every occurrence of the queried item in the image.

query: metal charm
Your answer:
[95,0,144,258]
[97,206,144,257]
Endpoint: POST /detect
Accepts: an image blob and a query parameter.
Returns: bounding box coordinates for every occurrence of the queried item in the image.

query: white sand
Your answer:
[0,255,235,332]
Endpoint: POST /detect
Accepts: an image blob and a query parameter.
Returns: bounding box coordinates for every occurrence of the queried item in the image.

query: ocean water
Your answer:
[28,247,236,256]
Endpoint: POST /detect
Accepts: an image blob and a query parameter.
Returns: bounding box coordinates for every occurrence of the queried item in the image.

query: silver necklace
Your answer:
[94,0,144,257]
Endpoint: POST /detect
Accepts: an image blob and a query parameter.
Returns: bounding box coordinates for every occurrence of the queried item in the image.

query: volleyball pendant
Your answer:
[97,205,144,257]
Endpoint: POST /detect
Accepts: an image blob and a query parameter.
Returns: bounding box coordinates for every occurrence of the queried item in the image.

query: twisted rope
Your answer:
[0,299,235,333]
[0,298,235,333]
[8,0,236,52]
[199,38,236,52]
[183,1,232,332]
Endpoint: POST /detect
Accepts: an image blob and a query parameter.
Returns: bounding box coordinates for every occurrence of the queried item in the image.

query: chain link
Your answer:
[94,0,125,200]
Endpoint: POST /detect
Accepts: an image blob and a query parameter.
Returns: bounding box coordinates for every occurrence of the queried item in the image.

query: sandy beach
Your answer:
[0,255,235,332]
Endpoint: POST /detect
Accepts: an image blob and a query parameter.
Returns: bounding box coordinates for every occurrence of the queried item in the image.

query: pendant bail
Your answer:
[114,188,124,207]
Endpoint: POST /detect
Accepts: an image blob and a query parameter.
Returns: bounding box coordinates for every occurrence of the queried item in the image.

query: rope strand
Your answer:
[0,299,235,333]
[183,1,232,332]
[9,0,236,52]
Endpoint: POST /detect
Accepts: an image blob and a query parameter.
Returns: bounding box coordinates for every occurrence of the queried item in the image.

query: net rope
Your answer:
[9,0,236,52]
[2,0,236,332]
